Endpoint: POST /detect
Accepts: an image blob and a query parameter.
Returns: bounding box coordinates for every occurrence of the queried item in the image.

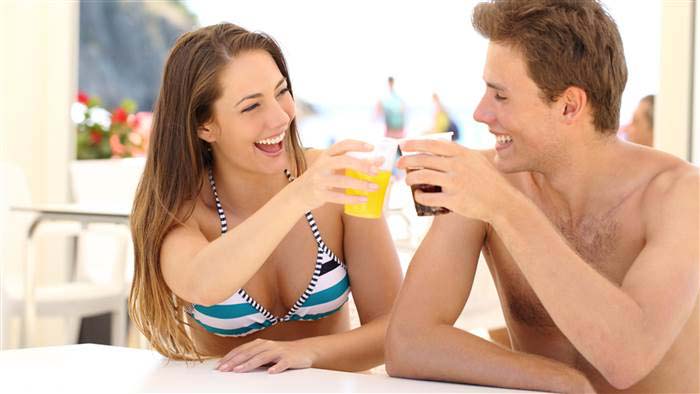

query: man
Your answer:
[385,1,698,393]
[619,95,655,147]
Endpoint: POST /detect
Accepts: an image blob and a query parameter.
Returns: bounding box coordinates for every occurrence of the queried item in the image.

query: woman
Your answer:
[129,23,402,373]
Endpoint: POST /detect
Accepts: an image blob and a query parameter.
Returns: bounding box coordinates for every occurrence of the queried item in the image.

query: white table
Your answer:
[11,203,131,229]
[9,204,131,346]
[0,344,544,393]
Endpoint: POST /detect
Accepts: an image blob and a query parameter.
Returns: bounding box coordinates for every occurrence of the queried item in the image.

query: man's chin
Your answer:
[493,155,527,174]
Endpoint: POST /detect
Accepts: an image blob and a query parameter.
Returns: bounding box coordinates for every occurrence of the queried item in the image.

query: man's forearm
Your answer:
[490,193,647,378]
[387,324,589,393]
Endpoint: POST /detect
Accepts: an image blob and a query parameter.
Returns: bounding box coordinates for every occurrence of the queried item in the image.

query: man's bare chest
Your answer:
[482,198,646,329]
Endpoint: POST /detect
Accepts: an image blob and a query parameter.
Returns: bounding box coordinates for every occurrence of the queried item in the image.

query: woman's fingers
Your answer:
[268,359,290,374]
[327,154,383,175]
[324,174,379,193]
[217,339,270,371]
[231,350,279,373]
[326,139,373,156]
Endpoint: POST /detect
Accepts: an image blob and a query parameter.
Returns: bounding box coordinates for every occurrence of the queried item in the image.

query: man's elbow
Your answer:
[384,320,417,378]
[600,354,655,390]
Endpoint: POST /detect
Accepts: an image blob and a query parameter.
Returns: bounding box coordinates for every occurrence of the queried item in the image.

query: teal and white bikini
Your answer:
[189,169,350,337]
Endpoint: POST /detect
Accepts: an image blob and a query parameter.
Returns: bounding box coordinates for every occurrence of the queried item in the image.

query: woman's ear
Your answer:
[197,121,218,143]
[560,86,588,125]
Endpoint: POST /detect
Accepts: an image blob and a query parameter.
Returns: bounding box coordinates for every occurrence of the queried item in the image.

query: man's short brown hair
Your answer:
[472,0,628,133]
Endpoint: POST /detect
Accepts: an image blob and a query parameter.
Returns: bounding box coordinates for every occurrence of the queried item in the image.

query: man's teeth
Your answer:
[256,132,285,145]
[496,135,513,144]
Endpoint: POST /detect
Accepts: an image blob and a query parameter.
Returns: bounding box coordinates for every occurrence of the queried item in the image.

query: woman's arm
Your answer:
[161,140,382,306]
[305,212,403,370]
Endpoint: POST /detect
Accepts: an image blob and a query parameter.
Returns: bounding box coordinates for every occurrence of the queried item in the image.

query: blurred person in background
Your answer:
[619,94,654,147]
[427,92,460,142]
[129,23,402,373]
[376,76,407,139]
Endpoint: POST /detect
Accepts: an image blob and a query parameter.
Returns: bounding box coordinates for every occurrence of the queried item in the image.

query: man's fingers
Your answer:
[399,139,460,156]
[405,169,449,189]
[413,190,449,209]
[397,154,449,171]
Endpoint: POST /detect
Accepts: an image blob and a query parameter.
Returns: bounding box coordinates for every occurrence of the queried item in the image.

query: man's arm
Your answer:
[493,169,699,389]
[385,213,592,393]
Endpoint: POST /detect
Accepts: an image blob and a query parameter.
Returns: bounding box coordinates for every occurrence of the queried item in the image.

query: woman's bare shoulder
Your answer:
[304,148,324,166]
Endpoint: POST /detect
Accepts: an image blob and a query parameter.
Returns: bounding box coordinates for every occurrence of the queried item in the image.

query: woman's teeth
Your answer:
[256,132,285,145]
[497,135,513,144]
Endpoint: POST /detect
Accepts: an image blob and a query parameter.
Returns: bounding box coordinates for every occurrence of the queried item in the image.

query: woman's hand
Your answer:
[216,338,317,374]
[291,139,384,213]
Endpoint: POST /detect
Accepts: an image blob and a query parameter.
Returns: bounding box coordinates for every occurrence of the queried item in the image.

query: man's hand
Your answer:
[216,338,317,374]
[397,139,515,223]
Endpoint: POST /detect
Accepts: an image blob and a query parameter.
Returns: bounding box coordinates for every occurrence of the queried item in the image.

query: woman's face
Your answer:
[200,49,296,175]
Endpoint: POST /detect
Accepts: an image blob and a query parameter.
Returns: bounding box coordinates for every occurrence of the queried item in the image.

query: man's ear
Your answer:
[560,86,588,125]
[197,121,218,143]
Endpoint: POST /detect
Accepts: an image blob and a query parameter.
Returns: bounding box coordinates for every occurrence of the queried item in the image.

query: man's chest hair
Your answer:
[553,214,620,271]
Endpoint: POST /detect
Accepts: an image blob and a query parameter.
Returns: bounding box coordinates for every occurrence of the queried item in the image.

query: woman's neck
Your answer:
[209,161,289,217]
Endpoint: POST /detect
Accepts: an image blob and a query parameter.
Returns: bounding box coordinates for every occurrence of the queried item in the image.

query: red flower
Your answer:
[112,107,128,123]
[89,130,102,144]
[77,91,89,105]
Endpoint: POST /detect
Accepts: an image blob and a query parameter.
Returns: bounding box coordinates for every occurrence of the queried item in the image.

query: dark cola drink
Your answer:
[408,168,450,216]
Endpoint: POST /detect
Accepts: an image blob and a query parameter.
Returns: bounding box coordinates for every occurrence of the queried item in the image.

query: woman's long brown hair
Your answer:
[129,23,306,360]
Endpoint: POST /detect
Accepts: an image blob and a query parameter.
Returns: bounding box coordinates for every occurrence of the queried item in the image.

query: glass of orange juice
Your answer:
[344,138,398,219]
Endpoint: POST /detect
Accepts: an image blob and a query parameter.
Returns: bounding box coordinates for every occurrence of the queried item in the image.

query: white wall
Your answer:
[657,0,693,160]
[0,1,79,346]
[0,1,78,202]
[694,0,700,164]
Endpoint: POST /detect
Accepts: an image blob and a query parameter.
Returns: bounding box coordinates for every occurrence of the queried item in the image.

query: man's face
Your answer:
[473,42,566,173]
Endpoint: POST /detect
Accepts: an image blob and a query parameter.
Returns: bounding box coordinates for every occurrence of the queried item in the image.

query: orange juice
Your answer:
[344,169,392,218]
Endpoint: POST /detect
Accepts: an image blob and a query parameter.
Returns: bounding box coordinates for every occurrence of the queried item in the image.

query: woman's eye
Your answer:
[495,94,507,101]
[242,103,259,113]
[277,87,290,96]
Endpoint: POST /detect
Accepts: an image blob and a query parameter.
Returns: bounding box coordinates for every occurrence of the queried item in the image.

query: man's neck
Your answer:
[531,133,623,224]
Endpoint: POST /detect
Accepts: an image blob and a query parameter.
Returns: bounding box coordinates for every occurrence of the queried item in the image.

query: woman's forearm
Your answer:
[189,182,308,305]
[301,314,389,372]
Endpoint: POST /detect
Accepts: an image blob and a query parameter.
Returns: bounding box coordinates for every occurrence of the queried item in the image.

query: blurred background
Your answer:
[0,0,697,350]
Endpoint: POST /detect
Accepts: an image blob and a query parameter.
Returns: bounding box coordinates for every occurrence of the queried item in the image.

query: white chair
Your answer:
[0,162,129,349]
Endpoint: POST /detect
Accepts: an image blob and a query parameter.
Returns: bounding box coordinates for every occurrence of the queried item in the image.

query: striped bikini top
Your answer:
[189,169,351,337]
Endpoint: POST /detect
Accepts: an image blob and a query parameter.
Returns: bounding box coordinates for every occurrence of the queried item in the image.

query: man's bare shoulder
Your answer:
[639,149,699,219]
